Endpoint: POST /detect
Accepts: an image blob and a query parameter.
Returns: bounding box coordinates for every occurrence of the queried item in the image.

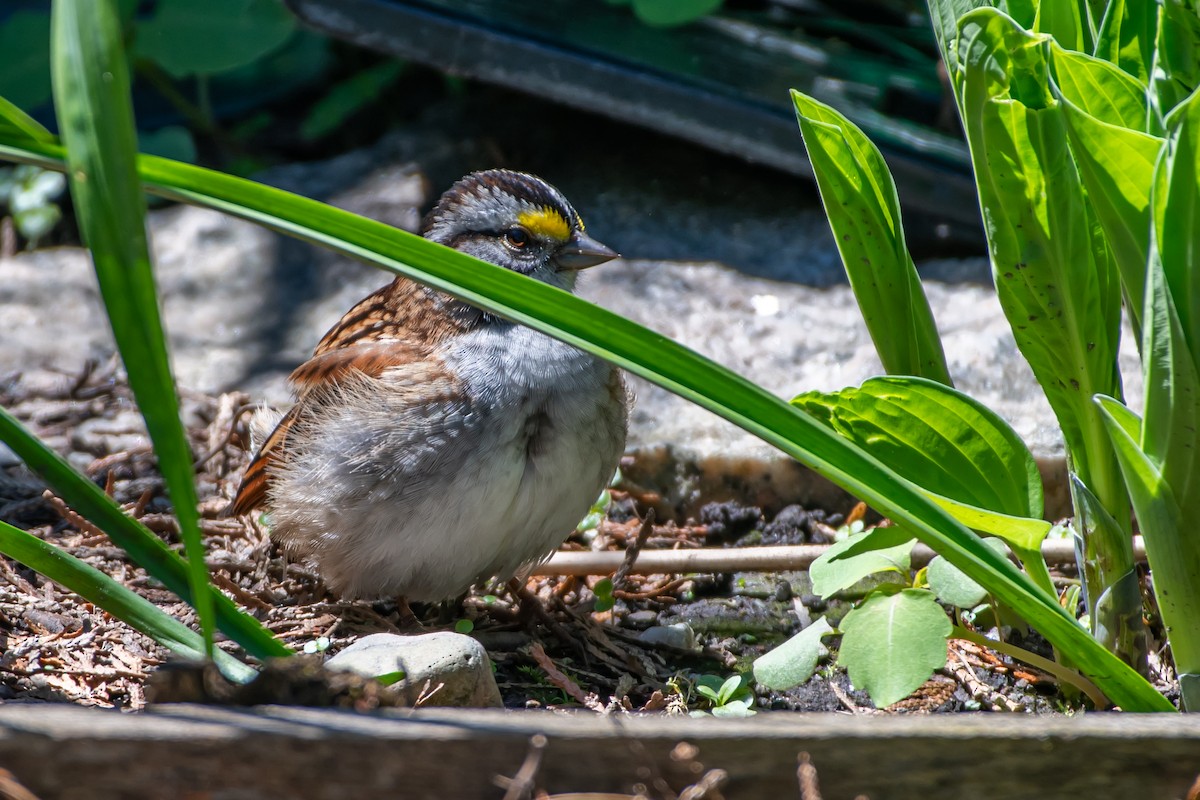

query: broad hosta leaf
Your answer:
[0,122,1174,710]
[1154,89,1200,365]
[1033,0,1089,52]
[794,377,1041,517]
[954,9,1143,659]
[791,94,951,385]
[1056,83,1162,332]
[955,10,1125,479]
[809,526,915,598]
[135,0,296,78]
[752,617,834,691]
[1094,0,1158,85]
[1052,45,1157,132]
[1153,0,1200,115]
[837,589,952,708]
[795,376,1055,596]
[1096,394,1200,710]
[1104,247,1200,707]
[52,0,216,654]
[0,521,255,683]
[928,537,1009,608]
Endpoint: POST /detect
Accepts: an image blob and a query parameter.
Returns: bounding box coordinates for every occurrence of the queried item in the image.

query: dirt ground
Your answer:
[0,360,1140,715]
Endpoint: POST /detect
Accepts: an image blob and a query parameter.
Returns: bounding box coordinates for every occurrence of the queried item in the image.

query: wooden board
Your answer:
[2,705,1198,799]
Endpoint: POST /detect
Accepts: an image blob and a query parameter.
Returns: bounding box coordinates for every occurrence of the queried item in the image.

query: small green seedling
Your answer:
[691,673,756,717]
[302,636,331,655]
[593,577,615,613]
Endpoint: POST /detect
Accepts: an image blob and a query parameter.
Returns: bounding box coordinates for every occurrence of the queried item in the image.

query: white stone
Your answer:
[324,632,502,708]
[638,623,698,651]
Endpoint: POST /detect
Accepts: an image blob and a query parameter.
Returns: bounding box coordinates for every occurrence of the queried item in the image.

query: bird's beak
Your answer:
[553,231,620,271]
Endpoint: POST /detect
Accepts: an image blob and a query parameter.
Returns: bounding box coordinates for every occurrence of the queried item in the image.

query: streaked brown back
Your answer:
[229,277,475,516]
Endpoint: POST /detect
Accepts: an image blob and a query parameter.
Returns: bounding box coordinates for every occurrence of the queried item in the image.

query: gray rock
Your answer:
[324,632,502,708]
[638,623,698,652]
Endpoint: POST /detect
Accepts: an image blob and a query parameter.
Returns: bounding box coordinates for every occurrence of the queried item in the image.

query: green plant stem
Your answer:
[952,625,1109,709]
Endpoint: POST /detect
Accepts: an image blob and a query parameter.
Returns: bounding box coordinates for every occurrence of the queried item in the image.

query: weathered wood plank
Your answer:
[1,706,1197,799]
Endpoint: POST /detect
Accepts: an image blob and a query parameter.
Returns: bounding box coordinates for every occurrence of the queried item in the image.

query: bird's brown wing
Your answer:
[229,341,434,516]
[229,403,301,517]
[231,276,474,517]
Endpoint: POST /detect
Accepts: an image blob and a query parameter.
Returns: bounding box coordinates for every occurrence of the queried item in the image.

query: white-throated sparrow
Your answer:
[232,170,629,601]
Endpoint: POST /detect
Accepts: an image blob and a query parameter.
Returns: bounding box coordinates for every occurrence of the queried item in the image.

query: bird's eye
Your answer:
[504,228,530,249]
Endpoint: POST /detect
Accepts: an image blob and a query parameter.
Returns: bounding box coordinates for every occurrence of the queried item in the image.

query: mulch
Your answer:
[0,360,1112,714]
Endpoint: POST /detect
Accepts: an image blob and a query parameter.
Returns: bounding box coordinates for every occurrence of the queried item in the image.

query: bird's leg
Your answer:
[394,596,423,630]
[507,578,589,663]
[507,578,552,627]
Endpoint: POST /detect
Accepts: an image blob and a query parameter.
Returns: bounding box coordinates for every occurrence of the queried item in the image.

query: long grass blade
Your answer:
[0,406,290,660]
[0,520,255,682]
[50,0,215,654]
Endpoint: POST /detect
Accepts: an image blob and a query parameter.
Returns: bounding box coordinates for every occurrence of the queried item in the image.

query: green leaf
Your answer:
[1052,45,1157,132]
[695,675,724,703]
[752,617,834,690]
[955,8,1143,660]
[837,588,952,708]
[376,670,407,686]
[301,61,405,142]
[1055,83,1162,335]
[809,526,915,598]
[928,537,1009,608]
[924,493,1055,598]
[1033,0,1088,52]
[630,0,722,27]
[791,93,951,385]
[1154,87,1200,365]
[1100,245,1200,707]
[956,9,1125,479]
[1094,0,1159,86]
[0,11,52,112]
[0,407,289,660]
[53,0,216,657]
[134,0,296,78]
[0,132,1174,710]
[0,520,254,683]
[794,376,1041,517]
[0,97,55,146]
[138,126,197,164]
[795,375,1054,594]
[1153,0,1200,114]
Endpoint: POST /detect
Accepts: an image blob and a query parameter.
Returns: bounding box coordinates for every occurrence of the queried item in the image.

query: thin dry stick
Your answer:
[0,767,43,800]
[494,734,548,800]
[797,754,822,800]
[611,509,655,592]
[42,491,107,541]
[951,627,1109,708]
[534,538,1147,576]
[529,641,601,710]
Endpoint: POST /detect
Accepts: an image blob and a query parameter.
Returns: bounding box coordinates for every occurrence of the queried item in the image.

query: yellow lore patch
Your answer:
[517,207,572,241]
